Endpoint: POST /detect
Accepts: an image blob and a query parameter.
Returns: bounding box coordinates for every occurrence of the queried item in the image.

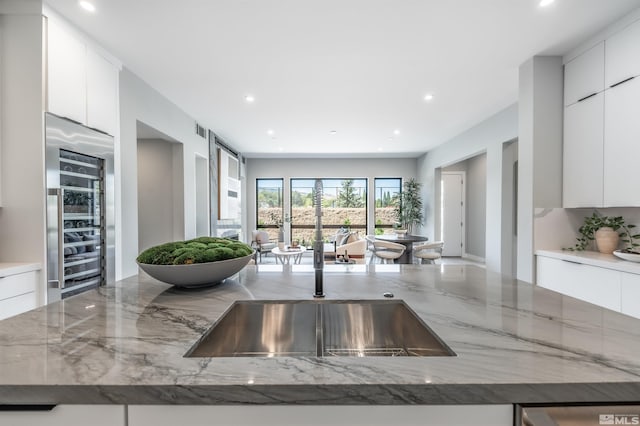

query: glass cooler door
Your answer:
[59,149,105,298]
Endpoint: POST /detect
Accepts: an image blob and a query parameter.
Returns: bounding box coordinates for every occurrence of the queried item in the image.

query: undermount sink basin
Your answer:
[185,300,455,358]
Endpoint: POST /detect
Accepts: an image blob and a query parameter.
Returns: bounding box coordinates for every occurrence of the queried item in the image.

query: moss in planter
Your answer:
[137,237,253,265]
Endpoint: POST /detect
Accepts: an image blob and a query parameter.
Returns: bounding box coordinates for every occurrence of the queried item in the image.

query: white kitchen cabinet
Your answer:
[564,42,604,106]
[45,15,119,136]
[536,256,621,312]
[562,93,604,207]
[46,17,87,124]
[603,75,640,206]
[0,270,38,321]
[86,49,118,136]
[128,405,512,426]
[0,405,125,426]
[605,19,640,88]
[621,272,640,319]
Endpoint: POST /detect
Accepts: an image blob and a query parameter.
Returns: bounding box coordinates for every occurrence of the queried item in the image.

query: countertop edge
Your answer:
[535,249,640,275]
[3,383,640,405]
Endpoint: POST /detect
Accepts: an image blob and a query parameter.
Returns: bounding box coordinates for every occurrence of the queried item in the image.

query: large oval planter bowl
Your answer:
[137,251,254,288]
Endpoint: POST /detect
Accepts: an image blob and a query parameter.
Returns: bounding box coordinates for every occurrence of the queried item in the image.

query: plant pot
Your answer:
[595,227,619,254]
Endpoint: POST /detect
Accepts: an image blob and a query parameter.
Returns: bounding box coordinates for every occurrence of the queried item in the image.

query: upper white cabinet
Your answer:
[86,49,118,135]
[603,76,640,206]
[563,93,604,208]
[47,17,87,125]
[605,19,640,88]
[46,15,119,136]
[563,19,640,207]
[563,42,604,106]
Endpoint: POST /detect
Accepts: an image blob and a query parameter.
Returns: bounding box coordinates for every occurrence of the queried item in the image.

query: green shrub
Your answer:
[136,237,253,265]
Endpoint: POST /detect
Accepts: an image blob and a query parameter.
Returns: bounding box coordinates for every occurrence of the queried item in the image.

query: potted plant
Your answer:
[393,178,424,235]
[136,236,254,287]
[565,212,639,254]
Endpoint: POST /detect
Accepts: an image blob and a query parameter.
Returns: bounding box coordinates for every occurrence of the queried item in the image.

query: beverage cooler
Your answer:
[45,113,115,302]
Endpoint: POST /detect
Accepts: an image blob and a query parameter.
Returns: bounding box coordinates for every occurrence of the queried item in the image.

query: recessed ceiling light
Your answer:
[245,95,255,103]
[424,93,434,101]
[330,130,337,135]
[378,147,383,152]
[393,129,401,136]
[539,0,555,6]
[79,0,96,12]
[267,129,274,136]
[278,147,284,151]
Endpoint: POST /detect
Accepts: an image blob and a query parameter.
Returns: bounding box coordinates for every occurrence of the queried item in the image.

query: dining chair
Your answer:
[371,240,405,264]
[365,235,377,264]
[413,241,444,264]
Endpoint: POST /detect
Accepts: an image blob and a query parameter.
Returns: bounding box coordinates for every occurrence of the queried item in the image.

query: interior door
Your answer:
[441,173,464,256]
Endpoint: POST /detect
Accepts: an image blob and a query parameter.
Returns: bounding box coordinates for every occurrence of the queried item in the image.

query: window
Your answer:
[374,178,401,235]
[290,178,367,245]
[256,178,283,241]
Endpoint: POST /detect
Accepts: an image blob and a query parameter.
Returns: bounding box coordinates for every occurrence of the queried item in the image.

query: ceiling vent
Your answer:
[195,122,206,139]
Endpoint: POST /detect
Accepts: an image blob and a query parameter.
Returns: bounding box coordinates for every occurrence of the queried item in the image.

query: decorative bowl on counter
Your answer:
[613,250,640,263]
[136,237,254,288]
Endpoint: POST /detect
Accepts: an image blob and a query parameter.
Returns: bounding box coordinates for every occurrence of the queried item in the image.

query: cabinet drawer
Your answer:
[0,271,37,300]
[621,272,640,319]
[536,256,621,311]
[0,405,125,426]
[0,292,37,320]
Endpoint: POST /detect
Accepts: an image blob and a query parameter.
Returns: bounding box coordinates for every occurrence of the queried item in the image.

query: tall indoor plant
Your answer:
[394,178,424,234]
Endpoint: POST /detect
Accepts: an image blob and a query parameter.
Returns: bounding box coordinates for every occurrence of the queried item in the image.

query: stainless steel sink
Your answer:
[185,300,455,358]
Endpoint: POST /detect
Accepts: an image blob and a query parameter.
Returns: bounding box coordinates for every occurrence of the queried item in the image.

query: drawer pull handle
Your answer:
[577,93,597,102]
[562,259,583,265]
[610,76,635,88]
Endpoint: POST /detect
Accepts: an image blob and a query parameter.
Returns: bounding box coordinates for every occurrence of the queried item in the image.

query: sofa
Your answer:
[323,230,366,261]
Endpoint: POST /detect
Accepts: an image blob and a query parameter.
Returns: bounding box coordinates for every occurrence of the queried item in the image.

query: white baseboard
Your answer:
[462,253,485,263]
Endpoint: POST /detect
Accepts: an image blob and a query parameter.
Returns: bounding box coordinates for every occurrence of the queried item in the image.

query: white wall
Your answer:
[119,68,208,279]
[501,140,518,277]
[245,157,418,242]
[517,56,563,283]
[137,139,185,252]
[0,7,47,302]
[417,104,518,273]
[465,153,487,259]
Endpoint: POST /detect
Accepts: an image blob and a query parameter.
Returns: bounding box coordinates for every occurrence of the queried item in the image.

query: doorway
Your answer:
[441,172,465,257]
[501,139,518,277]
[136,121,185,252]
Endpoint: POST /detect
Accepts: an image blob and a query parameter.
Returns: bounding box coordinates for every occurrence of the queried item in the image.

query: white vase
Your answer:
[595,227,619,254]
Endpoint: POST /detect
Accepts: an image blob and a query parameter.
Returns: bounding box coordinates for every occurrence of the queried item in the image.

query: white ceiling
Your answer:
[46,0,640,158]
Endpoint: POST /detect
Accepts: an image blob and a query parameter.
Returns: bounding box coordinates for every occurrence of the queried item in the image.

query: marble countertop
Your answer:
[1,263,640,405]
[536,249,640,275]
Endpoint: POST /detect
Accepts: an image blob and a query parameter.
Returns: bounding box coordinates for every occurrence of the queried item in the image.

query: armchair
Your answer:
[250,230,277,262]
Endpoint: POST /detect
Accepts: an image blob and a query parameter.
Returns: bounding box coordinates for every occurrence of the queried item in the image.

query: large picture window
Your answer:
[290,178,367,246]
[256,178,283,241]
[374,178,401,235]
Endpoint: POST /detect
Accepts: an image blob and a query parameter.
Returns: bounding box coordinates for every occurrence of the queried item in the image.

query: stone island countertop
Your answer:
[1,263,640,405]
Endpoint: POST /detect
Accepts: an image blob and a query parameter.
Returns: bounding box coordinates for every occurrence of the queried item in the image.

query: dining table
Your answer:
[375,234,428,264]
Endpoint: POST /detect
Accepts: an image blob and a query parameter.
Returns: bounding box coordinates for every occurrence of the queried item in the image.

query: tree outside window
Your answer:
[290,178,367,246]
[256,178,283,241]
[374,178,401,235]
